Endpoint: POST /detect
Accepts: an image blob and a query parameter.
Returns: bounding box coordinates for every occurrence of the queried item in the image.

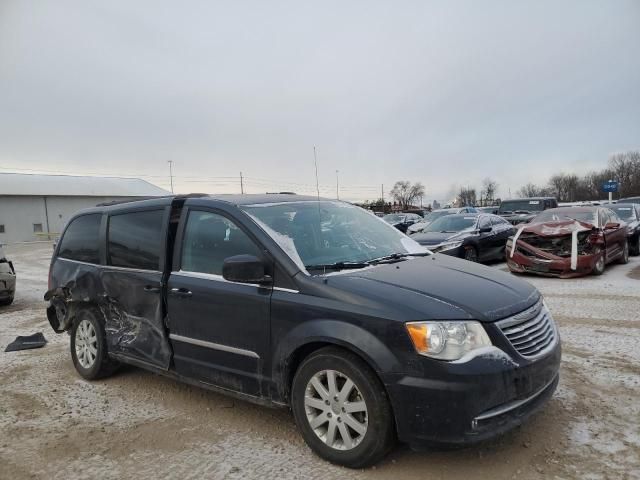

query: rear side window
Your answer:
[58,214,102,264]
[181,210,262,276]
[108,210,164,271]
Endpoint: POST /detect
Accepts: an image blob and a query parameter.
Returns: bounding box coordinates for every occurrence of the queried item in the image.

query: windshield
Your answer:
[424,215,478,233]
[533,210,598,226]
[242,201,427,272]
[611,206,636,221]
[424,210,455,223]
[499,200,545,213]
[382,214,405,223]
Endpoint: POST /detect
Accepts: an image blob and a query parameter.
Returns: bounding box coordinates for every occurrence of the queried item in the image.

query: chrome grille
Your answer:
[497,299,557,358]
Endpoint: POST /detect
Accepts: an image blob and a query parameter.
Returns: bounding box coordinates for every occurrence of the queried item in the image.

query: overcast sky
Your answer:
[1,1,639,203]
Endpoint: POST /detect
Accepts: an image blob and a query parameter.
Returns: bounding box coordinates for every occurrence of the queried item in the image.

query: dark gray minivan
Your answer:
[46,194,561,467]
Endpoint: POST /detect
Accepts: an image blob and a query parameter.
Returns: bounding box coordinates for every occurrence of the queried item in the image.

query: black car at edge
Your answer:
[45,194,561,468]
[411,213,515,262]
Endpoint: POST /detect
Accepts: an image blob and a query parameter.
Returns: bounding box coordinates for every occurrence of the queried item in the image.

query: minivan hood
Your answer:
[322,255,538,322]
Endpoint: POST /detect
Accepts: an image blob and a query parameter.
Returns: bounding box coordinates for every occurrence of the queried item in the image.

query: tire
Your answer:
[631,235,640,256]
[291,347,395,468]
[618,240,630,264]
[591,248,605,276]
[0,295,14,306]
[463,246,478,262]
[70,308,118,380]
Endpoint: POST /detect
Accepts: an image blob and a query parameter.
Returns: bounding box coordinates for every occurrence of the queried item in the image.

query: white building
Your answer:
[0,173,170,243]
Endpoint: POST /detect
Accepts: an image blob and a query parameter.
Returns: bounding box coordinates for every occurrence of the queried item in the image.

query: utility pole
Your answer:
[336,170,339,200]
[168,160,174,193]
[240,172,244,194]
[381,184,384,213]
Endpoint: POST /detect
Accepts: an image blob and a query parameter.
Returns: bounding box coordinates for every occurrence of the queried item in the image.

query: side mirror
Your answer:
[604,222,620,230]
[479,226,492,233]
[222,255,272,285]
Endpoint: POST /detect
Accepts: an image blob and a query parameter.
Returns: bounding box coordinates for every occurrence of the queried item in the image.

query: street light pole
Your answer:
[336,170,339,200]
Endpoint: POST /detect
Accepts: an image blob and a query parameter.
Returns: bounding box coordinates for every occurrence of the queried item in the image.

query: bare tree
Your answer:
[517,183,551,198]
[609,151,640,197]
[457,186,477,206]
[481,178,499,205]
[389,181,425,209]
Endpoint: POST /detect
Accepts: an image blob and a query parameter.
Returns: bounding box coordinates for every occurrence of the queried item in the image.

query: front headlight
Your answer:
[405,321,492,360]
[432,240,463,252]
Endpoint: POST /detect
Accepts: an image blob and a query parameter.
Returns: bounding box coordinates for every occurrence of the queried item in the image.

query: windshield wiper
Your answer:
[305,261,368,271]
[513,210,532,214]
[367,252,430,264]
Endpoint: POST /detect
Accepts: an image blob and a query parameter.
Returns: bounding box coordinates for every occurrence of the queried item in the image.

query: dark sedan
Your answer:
[411,214,515,262]
[609,203,640,255]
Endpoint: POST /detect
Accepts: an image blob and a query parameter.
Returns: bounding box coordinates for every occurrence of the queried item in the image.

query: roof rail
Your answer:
[95,193,208,207]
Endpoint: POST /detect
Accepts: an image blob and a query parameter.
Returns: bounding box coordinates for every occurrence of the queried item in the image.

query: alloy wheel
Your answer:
[75,319,98,369]
[304,369,368,451]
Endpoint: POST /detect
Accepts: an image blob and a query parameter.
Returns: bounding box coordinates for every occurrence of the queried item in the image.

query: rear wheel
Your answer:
[463,246,478,262]
[291,347,395,468]
[631,235,640,256]
[0,295,14,306]
[70,308,118,380]
[592,248,605,276]
[618,240,630,264]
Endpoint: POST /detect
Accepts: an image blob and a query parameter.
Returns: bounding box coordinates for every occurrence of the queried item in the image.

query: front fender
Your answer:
[272,319,404,401]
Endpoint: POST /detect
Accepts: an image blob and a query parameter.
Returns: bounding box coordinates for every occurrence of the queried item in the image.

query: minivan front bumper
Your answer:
[383,338,561,448]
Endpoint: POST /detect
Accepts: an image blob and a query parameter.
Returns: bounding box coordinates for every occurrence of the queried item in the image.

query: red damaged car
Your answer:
[506,206,629,278]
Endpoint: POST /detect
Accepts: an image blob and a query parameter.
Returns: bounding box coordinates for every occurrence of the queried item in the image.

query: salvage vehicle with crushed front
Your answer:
[608,203,640,256]
[45,194,561,468]
[411,213,515,263]
[506,206,629,278]
[498,197,558,225]
[0,245,16,306]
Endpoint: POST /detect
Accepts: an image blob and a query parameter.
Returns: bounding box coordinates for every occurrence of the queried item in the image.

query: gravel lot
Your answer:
[1,242,639,479]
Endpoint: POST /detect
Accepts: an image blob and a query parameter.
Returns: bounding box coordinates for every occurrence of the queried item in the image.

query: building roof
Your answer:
[0,173,170,197]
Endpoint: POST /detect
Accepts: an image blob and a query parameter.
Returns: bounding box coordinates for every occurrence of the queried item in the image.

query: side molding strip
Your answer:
[169,334,260,359]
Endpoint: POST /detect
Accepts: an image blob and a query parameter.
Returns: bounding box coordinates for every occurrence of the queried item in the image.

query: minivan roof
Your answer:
[501,197,556,201]
[94,193,332,210]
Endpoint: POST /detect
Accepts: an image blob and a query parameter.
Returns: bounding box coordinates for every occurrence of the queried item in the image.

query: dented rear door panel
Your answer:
[46,201,174,370]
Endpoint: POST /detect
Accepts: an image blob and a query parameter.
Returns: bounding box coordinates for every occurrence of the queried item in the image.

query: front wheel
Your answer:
[291,347,395,468]
[618,240,630,264]
[592,248,605,276]
[70,308,118,380]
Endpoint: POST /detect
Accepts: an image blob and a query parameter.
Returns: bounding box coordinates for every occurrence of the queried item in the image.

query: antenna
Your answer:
[168,160,174,193]
[313,146,321,200]
[313,146,324,273]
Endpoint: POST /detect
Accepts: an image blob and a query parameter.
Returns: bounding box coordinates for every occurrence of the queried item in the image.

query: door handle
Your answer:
[143,285,161,293]
[169,287,192,298]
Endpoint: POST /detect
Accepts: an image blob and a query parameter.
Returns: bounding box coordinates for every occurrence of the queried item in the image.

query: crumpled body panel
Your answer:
[506,220,600,278]
[45,259,172,369]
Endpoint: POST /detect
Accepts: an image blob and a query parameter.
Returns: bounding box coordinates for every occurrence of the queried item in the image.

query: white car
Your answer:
[407,207,478,234]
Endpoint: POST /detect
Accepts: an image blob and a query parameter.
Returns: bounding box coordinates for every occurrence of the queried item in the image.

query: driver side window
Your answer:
[181,211,262,276]
[479,217,491,230]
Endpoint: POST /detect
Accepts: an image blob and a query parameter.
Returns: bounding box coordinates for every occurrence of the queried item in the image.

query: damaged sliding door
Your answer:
[101,207,173,369]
